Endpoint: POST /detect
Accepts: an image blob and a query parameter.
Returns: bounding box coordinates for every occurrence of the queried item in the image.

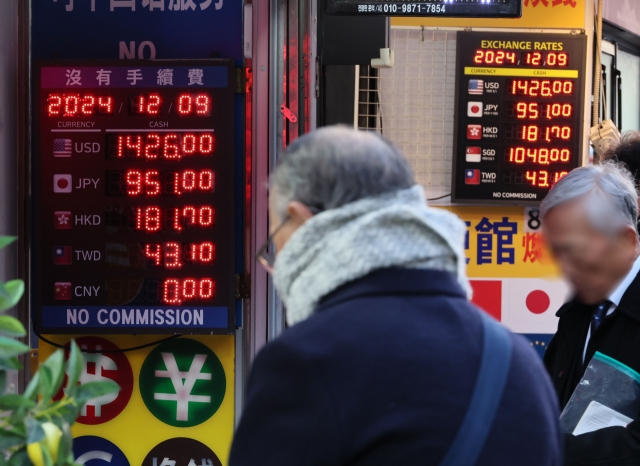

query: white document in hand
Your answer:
[573,400,633,436]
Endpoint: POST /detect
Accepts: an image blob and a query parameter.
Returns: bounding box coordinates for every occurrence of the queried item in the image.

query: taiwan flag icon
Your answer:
[465,169,481,185]
[54,282,72,300]
[53,246,72,265]
[467,124,482,140]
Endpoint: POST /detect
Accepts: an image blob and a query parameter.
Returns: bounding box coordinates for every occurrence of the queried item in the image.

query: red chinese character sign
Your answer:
[452,32,587,205]
[32,60,236,334]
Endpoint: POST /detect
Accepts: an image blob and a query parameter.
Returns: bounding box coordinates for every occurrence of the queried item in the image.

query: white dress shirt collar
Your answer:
[582,254,640,363]
[608,254,640,307]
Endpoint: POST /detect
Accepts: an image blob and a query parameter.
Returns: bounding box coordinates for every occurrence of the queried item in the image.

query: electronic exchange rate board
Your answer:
[33,60,236,334]
[452,32,587,205]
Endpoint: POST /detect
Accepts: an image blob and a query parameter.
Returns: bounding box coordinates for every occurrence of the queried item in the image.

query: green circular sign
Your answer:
[140,338,226,427]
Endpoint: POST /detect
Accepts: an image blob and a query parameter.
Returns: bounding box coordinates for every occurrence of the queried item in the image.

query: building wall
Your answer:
[604,0,640,38]
[0,0,19,392]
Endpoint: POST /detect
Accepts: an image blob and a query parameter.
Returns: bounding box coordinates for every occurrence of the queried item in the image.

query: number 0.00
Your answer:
[162,278,215,305]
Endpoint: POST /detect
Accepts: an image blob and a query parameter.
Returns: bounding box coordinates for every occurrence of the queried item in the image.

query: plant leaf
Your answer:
[46,399,81,426]
[0,315,26,337]
[0,393,36,410]
[55,422,72,466]
[0,281,9,298]
[0,429,27,450]
[0,336,29,359]
[65,341,83,391]
[38,365,54,402]
[25,417,45,444]
[0,279,25,312]
[24,371,40,401]
[42,349,65,397]
[8,447,28,466]
[0,355,22,370]
[42,442,54,466]
[0,236,16,249]
[71,380,120,405]
[0,370,6,392]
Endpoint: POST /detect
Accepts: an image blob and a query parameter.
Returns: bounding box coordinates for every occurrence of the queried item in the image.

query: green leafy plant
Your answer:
[0,237,119,466]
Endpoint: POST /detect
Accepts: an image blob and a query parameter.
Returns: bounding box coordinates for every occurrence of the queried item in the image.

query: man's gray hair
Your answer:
[270,126,415,221]
[540,161,638,234]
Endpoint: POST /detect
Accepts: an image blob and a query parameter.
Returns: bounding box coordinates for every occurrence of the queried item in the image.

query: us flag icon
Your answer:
[53,139,72,157]
[468,79,484,95]
[465,169,480,185]
[53,246,72,265]
[54,282,72,300]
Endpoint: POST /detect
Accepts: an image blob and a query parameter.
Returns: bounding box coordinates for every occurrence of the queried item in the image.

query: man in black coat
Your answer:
[541,161,640,465]
[229,127,563,465]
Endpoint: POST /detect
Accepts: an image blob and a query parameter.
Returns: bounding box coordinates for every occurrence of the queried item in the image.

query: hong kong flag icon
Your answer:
[54,211,72,230]
[54,174,72,193]
[54,282,72,300]
[467,124,482,140]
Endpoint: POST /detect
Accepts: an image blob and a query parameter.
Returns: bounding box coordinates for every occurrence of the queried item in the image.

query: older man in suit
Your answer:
[542,161,640,465]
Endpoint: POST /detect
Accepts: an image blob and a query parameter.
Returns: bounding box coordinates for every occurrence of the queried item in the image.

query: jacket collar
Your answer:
[317,268,467,311]
[557,269,640,323]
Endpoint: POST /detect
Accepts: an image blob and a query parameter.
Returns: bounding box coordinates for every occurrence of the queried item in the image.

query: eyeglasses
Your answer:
[257,216,290,274]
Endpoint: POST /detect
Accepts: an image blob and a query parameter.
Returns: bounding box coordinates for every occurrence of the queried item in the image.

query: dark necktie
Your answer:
[591,300,611,334]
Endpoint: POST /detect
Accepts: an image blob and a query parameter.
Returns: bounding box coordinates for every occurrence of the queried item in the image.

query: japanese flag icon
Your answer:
[501,278,572,334]
[467,101,483,118]
[54,174,72,193]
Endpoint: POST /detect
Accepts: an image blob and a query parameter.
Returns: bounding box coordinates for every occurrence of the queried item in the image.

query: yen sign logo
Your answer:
[140,338,225,427]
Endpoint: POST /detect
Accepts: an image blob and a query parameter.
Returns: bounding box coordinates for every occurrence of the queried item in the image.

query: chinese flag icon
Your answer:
[53,246,72,265]
[467,124,482,140]
[54,282,72,300]
[54,211,72,229]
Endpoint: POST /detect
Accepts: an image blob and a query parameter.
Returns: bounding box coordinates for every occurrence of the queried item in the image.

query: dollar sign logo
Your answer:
[60,337,134,425]
[78,345,120,417]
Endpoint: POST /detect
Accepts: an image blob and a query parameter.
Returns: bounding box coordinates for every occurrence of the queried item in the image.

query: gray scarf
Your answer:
[273,185,472,326]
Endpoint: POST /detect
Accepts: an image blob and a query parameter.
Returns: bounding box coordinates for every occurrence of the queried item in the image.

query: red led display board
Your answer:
[32,60,236,334]
[452,32,587,204]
